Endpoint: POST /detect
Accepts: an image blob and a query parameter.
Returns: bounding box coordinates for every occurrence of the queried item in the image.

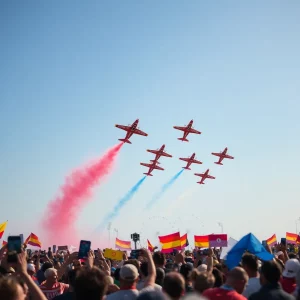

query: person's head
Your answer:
[225,267,248,294]
[27,264,35,276]
[260,260,281,285]
[44,268,58,285]
[282,259,300,279]
[41,262,53,273]
[123,259,140,272]
[0,277,27,300]
[241,254,259,276]
[190,269,215,293]
[163,272,185,300]
[212,268,224,287]
[289,253,297,259]
[140,262,148,279]
[153,251,166,268]
[119,264,139,288]
[136,290,167,300]
[276,251,284,262]
[74,267,108,300]
[155,267,165,286]
[67,269,77,290]
[179,263,193,283]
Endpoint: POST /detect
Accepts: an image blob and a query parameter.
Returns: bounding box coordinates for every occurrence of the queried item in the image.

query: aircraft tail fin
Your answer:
[178,137,189,142]
[144,173,153,176]
[183,167,191,170]
[198,181,205,184]
[119,138,131,144]
[214,162,223,165]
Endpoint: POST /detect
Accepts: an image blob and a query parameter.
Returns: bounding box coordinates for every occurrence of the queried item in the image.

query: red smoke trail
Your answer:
[42,143,123,245]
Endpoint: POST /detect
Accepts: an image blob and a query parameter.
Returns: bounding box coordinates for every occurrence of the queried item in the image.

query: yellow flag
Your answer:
[0,221,8,239]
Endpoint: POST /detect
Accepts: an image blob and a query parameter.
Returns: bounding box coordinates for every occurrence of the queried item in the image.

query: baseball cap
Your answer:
[282,259,300,278]
[197,264,208,272]
[120,264,139,280]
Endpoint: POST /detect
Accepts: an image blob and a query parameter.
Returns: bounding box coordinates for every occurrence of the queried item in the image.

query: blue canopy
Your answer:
[226,233,274,269]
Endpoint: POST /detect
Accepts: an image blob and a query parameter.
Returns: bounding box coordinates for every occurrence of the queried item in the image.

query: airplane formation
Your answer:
[115,119,234,184]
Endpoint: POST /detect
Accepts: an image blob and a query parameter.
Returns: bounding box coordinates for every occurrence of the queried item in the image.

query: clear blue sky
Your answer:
[1,1,300,248]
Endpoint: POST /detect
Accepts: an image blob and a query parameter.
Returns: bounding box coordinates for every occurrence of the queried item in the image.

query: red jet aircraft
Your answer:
[179,153,202,170]
[194,169,215,184]
[173,120,201,142]
[140,161,164,176]
[115,119,148,144]
[212,147,234,165]
[147,144,172,164]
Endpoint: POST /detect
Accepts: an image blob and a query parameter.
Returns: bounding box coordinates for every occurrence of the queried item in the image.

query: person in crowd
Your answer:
[162,272,185,300]
[155,267,165,286]
[190,269,215,294]
[203,267,248,300]
[37,262,54,284]
[153,251,166,270]
[280,258,300,294]
[212,268,224,288]
[249,260,294,300]
[0,251,47,300]
[180,262,194,293]
[53,269,77,300]
[241,253,261,298]
[295,268,300,299]
[137,261,162,291]
[74,267,108,300]
[39,268,69,299]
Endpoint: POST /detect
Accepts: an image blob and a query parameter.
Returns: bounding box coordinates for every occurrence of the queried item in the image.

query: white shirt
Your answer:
[243,277,261,298]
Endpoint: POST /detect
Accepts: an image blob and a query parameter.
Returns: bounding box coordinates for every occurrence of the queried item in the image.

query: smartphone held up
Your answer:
[7,236,22,263]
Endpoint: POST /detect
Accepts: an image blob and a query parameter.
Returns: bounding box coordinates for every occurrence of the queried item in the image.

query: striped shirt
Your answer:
[40,282,69,300]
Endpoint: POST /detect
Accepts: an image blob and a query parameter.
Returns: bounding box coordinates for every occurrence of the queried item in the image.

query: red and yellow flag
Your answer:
[115,238,131,250]
[266,234,277,247]
[0,221,8,239]
[159,232,181,253]
[194,235,209,248]
[286,232,298,245]
[180,234,188,248]
[25,233,42,248]
[147,239,154,252]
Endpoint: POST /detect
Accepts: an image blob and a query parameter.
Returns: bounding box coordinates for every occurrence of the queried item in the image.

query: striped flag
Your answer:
[147,239,154,252]
[209,234,228,247]
[159,232,181,253]
[194,235,209,248]
[266,234,277,247]
[24,233,42,248]
[286,232,298,245]
[115,238,131,250]
[180,234,188,248]
[0,221,8,239]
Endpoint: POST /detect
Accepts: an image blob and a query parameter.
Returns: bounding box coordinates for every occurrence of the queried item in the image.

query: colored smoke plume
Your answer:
[42,143,122,245]
[96,176,146,231]
[146,169,184,209]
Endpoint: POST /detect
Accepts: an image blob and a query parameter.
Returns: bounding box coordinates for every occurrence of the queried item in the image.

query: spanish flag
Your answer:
[286,232,298,245]
[194,235,209,248]
[180,234,188,248]
[159,232,181,253]
[115,238,131,250]
[24,233,42,248]
[147,239,154,252]
[266,234,277,247]
[0,221,8,239]
[1,241,7,248]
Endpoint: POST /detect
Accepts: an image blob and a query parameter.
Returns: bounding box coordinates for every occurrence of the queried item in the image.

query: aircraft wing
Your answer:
[189,128,201,134]
[133,128,148,136]
[179,158,190,162]
[211,152,222,157]
[115,124,131,131]
[194,173,203,177]
[224,154,234,159]
[140,163,151,168]
[161,151,172,157]
[147,149,159,155]
[174,126,187,131]
[207,175,215,179]
[153,165,164,170]
[191,159,202,164]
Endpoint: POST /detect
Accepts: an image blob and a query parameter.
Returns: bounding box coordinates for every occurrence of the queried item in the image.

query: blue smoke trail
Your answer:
[146,169,184,209]
[96,176,146,231]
